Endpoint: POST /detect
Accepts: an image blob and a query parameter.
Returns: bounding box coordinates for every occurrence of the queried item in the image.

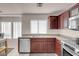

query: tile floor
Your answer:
[7,48,57,56]
[7,48,29,56]
[6,39,57,56]
[30,53,57,56]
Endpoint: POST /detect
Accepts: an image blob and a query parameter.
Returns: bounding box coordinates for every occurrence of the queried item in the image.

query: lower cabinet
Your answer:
[55,39,61,56]
[18,38,30,53]
[31,38,55,53]
[18,38,61,55]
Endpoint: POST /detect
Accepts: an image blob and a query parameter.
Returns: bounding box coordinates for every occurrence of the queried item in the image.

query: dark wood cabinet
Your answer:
[58,11,70,29]
[31,38,55,53]
[48,4,78,29]
[48,12,69,29]
[48,16,58,29]
[69,3,79,17]
[58,4,79,29]
[55,39,61,56]
[58,14,64,29]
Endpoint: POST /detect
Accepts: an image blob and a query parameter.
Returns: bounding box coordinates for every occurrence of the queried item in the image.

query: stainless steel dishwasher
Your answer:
[18,38,30,53]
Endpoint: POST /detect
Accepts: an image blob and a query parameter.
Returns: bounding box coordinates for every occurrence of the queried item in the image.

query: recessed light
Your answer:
[37,3,43,7]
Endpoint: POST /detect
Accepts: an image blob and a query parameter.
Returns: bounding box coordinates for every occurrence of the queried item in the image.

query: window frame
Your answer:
[1,21,22,39]
[30,20,47,34]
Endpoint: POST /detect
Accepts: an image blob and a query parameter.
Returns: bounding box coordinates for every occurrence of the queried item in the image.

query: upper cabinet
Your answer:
[48,4,78,29]
[48,11,70,29]
[58,4,79,29]
[68,3,79,30]
[48,16,58,29]
[70,3,79,17]
[58,11,70,29]
[70,8,79,17]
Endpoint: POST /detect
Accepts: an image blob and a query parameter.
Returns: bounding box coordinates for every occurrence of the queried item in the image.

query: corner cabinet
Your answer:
[55,39,61,56]
[48,16,58,29]
[58,11,70,29]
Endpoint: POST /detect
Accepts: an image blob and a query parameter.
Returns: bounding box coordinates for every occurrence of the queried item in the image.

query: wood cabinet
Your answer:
[31,38,55,53]
[58,14,64,29]
[58,11,70,29]
[48,16,58,29]
[48,4,79,29]
[55,39,61,56]
[70,3,79,17]
[48,12,69,29]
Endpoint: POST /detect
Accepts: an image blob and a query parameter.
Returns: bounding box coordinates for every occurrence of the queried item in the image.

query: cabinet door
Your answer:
[63,11,70,28]
[55,39,61,56]
[19,39,30,53]
[70,3,79,17]
[58,15,64,29]
[49,16,58,29]
[58,11,69,29]
[31,38,55,53]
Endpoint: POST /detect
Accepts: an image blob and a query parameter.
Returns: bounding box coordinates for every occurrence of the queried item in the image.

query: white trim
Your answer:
[0,14,22,17]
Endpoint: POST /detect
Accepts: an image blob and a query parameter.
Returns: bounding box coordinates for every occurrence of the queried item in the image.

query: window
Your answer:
[13,22,22,38]
[31,20,47,34]
[1,22,11,39]
[39,20,47,34]
[31,20,38,34]
[1,22,22,39]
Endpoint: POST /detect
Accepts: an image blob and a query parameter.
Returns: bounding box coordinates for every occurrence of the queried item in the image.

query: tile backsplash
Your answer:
[59,29,79,38]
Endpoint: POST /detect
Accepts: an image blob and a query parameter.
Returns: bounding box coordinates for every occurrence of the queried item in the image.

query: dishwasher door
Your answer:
[19,39,30,53]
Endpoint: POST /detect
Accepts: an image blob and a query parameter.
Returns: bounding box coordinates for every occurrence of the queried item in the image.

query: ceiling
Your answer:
[0,3,76,16]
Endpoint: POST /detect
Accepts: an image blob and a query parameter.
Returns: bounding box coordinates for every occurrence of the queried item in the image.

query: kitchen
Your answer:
[0,3,79,56]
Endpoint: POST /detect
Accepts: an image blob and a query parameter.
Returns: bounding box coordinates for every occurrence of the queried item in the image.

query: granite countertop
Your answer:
[18,34,75,40]
[18,34,60,39]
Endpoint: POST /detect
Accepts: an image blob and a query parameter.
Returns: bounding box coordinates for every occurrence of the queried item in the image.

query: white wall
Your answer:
[7,39,18,48]
[22,14,60,35]
[0,17,21,22]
